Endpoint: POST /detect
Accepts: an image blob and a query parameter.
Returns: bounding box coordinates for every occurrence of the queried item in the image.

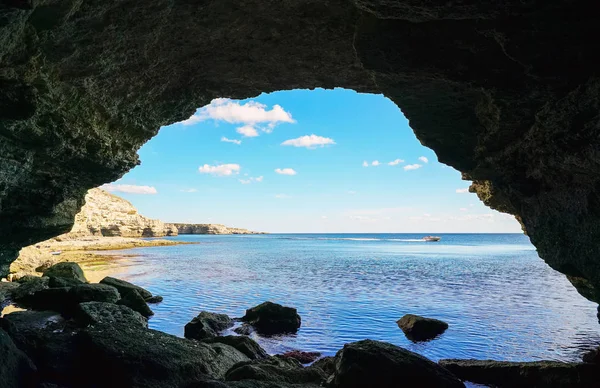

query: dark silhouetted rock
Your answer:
[26,287,73,312]
[12,276,49,304]
[1,311,76,385]
[583,346,600,364]
[439,359,600,387]
[397,314,449,341]
[35,261,54,273]
[16,275,41,284]
[203,336,268,360]
[242,302,301,335]
[185,311,233,340]
[328,340,464,388]
[43,263,87,283]
[70,284,120,304]
[99,277,152,300]
[234,324,253,336]
[225,355,326,385]
[74,302,147,329]
[281,350,321,364]
[76,323,249,386]
[0,328,37,387]
[0,282,19,304]
[311,356,335,377]
[146,295,163,304]
[48,277,84,288]
[118,289,154,317]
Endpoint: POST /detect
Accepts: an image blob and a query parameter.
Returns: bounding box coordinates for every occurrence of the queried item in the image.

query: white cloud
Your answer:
[460,208,468,211]
[102,184,157,195]
[404,164,422,171]
[371,160,380,166]
[199,163,241,176]
[348,190,357,195]
[180,188,198,193]
[388,159,404,166]
[274,194,291,199]
[281,134,335,148]
[180,98,295,128]
[239,176,264,184]
[418,156,429,163]
[321,216,328,219]
[275,168,297,176]
[236,125,259,137]
[451,213,494,222]
[362,161,369,167]
[456,188,470,193]
[221,137,241,145]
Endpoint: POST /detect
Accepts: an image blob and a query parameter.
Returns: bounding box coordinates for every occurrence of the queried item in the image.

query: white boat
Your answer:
[50,251,62,255]
[422,236,441,242]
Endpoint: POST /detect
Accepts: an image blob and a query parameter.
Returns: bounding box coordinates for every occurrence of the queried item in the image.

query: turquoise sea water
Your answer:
[110,233,600,362]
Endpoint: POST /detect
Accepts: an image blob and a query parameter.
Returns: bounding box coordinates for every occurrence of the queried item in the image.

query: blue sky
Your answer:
[103,88,522,233]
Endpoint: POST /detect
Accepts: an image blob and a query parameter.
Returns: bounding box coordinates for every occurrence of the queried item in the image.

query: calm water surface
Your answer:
[110,233,600,362]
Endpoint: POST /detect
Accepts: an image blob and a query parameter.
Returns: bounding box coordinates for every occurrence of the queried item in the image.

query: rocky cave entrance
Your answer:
[2,0,599,340]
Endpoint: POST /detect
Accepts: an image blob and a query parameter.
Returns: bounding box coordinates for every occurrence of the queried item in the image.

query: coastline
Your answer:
[9,236,194,281]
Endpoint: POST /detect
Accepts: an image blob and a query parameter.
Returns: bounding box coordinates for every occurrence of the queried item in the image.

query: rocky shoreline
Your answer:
[1,262,598,387]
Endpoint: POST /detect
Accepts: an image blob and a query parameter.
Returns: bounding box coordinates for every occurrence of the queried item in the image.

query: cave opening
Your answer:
[64,88,597,363]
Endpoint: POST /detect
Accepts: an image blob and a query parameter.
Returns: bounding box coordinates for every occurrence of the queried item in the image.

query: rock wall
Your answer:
[60,189,177,239]
[1,1,600,306]
[174,224,261,235]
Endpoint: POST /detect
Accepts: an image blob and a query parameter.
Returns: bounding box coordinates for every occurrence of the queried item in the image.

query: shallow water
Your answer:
[111,233,600,362]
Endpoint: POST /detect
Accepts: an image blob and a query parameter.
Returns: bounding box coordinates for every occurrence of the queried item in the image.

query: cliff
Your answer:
[174,224,263,235]
[60,189,177,239]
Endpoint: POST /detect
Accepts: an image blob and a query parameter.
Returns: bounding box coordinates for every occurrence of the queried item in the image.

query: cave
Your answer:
[2,0,600,313]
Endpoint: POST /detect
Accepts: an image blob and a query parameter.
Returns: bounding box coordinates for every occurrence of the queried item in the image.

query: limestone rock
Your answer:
[242,302,301,335]
[74,302,148,329]
[117,289,154,317]
[174,223,262,235]
[328,340,464,388]
[99,277,152,300]
[202,336,268,360]
[397,314,449,341]
[185,311,234,340]
[439,359,599,387]
[64,188,178,239]
[43,262,87,283]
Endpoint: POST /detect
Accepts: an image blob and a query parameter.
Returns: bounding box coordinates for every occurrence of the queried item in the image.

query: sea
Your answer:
[106,233,600,362]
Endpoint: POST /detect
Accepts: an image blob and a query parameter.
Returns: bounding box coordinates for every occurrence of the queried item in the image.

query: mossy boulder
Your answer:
[225,355,326,384]
[202,335,268,360]
[74,302,148,329]
[99,277,152,300]
[43,263,87,283]
[117,289,154,317]
[70,284,120,304]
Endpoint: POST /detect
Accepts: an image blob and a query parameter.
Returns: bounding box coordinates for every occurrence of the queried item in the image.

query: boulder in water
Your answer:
[185,311,233,340]
[327,340,464,388]
[99,276,152,300]
[43,263,87,283]
[241,301,301,335]
[117,289,154,317]
[583,346,600,364]
[74,302,148,329]
[202,335,268,360]
[396,314,448,341]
